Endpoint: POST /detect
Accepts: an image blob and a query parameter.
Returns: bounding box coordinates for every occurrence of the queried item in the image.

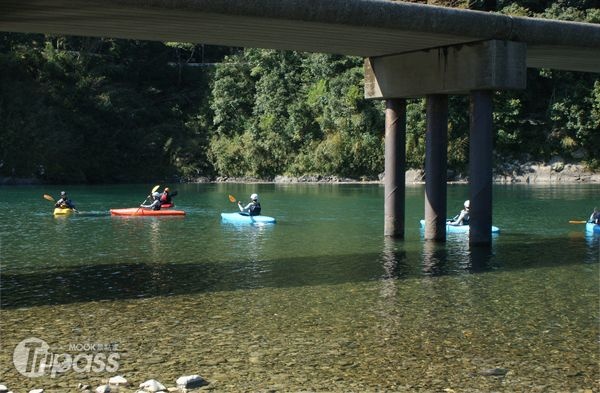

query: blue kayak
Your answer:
[419,219,500,234]
[221,212,276,224]
[586,222,600,234]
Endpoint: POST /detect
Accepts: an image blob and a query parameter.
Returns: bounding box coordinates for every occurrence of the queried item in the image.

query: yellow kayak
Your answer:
[54,207,74,215]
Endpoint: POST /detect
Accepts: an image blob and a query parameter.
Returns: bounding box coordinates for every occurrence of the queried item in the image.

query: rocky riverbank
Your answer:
[0,375,208,393]
[207,161,599,184]
[3,161,598,185]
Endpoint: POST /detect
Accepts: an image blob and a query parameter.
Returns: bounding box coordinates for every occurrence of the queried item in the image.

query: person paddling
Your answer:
[238,193,261,216]
[140,192,162,211]
[449,200,470,226]
[55,191,78,212]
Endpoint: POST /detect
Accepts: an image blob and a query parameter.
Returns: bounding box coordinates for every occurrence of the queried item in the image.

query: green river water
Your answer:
[0,183,598,392]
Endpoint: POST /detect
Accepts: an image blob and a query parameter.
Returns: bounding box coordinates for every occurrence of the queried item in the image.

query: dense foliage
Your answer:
[0,1,598,183]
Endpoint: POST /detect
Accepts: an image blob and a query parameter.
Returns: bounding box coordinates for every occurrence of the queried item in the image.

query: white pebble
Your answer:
[138,379,166,392]
[95,385,110,393]
[108,375,128,385]
[176,374,206,388]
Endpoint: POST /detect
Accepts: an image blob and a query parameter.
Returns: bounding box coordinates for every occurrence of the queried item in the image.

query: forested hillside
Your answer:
[0,1,598,183]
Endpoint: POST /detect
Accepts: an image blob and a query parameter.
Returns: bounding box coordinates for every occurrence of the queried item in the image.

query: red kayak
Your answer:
[110,208,185,216]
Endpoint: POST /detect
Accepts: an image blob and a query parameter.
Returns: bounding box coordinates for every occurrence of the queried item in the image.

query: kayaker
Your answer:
[238,193,261,216]
[55,191,78,212]
[449,200,470,226]
[160,187,174,206]
[589,207,600,224]
[140,192,162,211]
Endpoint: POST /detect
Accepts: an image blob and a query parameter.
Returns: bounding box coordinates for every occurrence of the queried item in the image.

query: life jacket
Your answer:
[461,210,470,225]
[160,192,172,204]
[55,198,74,209]
[249,202,261,216]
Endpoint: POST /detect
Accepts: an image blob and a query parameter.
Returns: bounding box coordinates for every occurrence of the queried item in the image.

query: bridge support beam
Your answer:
[424,94,448,241]
[384,99,407,238]
[469,90,493,245]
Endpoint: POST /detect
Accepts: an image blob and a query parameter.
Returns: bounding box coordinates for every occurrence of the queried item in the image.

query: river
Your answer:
[0,183,598,391]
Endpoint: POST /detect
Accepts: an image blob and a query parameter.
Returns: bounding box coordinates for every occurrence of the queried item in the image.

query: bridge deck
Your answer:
[0,0,598,72]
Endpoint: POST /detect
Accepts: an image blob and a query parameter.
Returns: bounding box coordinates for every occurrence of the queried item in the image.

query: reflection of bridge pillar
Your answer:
[469,90,493,245]
[424,95,448,242]
[384,99,406,238]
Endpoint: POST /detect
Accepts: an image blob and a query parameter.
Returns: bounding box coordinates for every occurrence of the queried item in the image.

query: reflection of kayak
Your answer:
[586,222,600,234]
[54,207,74,215]
[221,212,276,224]
[110,208,185,216]
[419,219,500,234]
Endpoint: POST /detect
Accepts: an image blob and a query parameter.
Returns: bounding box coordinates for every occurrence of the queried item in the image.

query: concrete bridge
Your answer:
[2,0,599,244]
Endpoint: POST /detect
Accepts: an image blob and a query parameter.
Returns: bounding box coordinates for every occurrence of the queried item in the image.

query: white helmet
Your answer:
[152,192,160,198]
[250,193,259,201]
[464,200,470,208]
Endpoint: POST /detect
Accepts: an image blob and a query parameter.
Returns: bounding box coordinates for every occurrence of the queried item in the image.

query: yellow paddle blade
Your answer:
[43,194,55,202]
[569,220,587,224]
[228,195,236,203]
[151,185,160,193]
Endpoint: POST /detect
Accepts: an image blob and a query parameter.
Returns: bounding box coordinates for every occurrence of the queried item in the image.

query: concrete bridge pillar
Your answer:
[424,95,448,241]
[384,99,407,238]
[365,40,526,244]
[469,90,493,245]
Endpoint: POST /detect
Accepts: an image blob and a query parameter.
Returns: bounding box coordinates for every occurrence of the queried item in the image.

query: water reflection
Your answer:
[421,237,495,276]
[380,238,408,280]
[422,240,450,276]
[378,238,408,304]
[584,233,599,263]
[1,233,597,308]
[468,246,495,273]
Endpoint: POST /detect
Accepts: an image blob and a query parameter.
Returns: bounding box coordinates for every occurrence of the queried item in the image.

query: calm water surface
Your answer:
[0,183,598,392]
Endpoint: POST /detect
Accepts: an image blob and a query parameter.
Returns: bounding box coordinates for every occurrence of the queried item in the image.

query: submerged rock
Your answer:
[479,367,508,376]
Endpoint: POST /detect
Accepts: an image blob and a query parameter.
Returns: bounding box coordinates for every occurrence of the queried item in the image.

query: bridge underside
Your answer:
[1,0,599,73]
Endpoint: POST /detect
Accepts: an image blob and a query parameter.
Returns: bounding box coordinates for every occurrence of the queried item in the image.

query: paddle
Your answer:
[569,220,587,224]
[136,185,160,213]
[43,194,78,213]
[228,194,236,203]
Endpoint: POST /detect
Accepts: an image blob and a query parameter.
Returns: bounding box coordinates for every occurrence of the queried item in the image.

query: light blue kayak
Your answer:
[419,219,500,234]
[586,222,600,234]
[221,212,276,224]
